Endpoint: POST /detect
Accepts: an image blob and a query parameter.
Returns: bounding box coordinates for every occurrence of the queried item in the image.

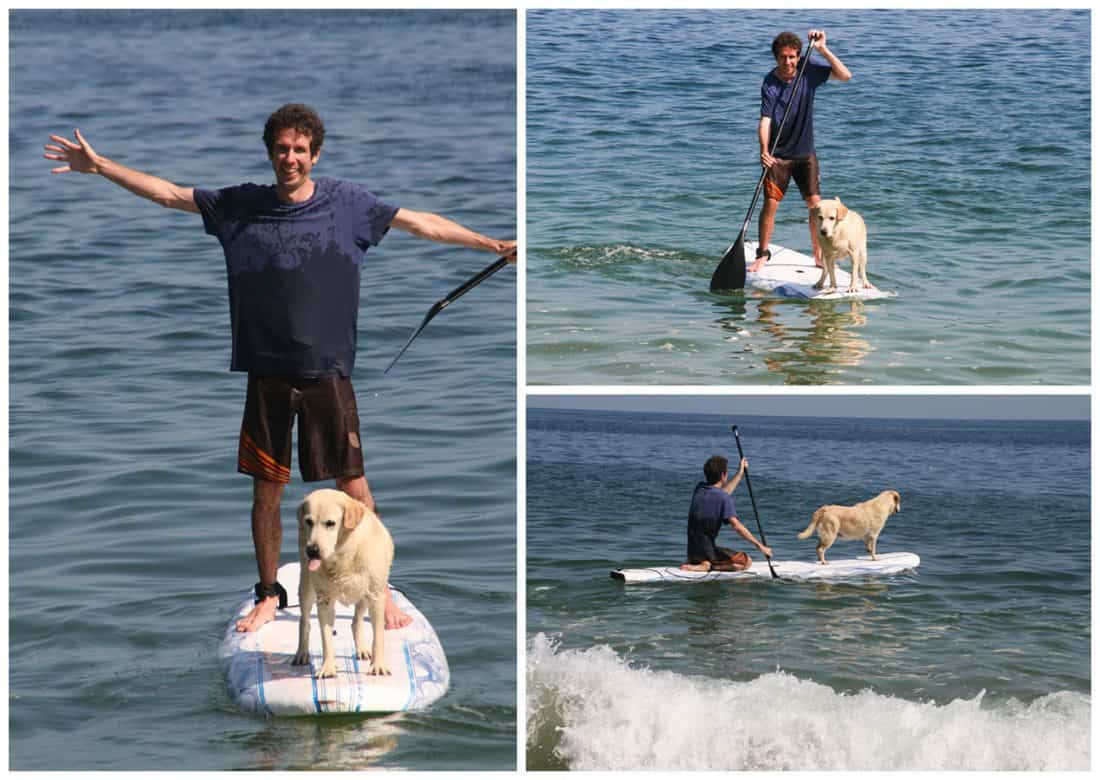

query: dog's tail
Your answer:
[797,508,826,539]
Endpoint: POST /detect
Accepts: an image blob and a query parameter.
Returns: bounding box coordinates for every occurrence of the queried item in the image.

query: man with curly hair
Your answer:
[45,103,516,632]
[748,29,852,273]
[680,455,771,572]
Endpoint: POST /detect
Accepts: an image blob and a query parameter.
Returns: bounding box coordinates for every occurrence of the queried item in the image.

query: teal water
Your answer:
[526,9,1091,384]
[10,10,516,770]
[526,407,1090,770]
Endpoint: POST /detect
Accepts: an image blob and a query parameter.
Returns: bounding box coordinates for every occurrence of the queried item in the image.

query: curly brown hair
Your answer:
[263,104,325,156]
[703,455,729,485]
[771,31,803,58]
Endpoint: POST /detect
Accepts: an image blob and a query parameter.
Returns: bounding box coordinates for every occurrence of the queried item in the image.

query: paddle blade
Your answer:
[709,234,747,291]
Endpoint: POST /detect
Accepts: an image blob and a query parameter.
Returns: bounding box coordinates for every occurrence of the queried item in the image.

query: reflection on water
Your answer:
[248,713,405,770]
[712,295,876,383]
[756,298,873,383]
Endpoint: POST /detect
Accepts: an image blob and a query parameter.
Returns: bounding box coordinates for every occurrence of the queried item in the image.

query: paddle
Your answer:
[383,256,510,374]
[732,425,778,579]
[710,35,819,292]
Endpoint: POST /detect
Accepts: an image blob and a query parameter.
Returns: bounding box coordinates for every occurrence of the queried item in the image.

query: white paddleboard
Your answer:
[745,241,894,301]
[610,551,919,584]
[220,562,449,717]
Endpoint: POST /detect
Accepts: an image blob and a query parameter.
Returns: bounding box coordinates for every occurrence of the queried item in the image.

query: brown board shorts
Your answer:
[764,154,820,202]
[238,375,364,484]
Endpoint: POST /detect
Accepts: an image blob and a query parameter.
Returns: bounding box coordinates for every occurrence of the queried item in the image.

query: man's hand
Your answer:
[738,457,748,475]
[808,29,826,50]
[760,545,773,559]
[496,239,517,264]
[44,129,102,175]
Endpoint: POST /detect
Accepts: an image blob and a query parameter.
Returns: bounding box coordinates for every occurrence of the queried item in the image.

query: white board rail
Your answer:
[611,552,920,584]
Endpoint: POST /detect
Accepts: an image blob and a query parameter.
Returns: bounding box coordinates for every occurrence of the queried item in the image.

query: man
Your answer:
[680,455,772,572]
[747,29,851,274]
[45,104,517,632]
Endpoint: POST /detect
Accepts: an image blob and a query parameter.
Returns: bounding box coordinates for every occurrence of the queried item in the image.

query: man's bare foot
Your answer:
[385,587,412,630]
[679,560,713,572]
[236,595,278,632]
[747,248,771,273]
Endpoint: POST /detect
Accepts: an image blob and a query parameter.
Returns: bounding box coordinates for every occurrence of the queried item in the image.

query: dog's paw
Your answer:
[292,650,311,666]
[316,661,338,679]
[367,662,392,676]
[355,647,370,661]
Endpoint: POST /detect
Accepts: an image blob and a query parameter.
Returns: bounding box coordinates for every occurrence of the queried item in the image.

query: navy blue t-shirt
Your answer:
[686,482,737,561]
[760,57,832,159]
[194,178,398,377]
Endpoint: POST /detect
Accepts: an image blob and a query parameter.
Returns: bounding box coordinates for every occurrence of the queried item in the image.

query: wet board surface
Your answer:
[611,552,920,584]
[220,562,449,716]
[745,241,895,301]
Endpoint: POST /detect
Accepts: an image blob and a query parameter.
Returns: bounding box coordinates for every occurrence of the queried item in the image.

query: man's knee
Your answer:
[334,474,371,506]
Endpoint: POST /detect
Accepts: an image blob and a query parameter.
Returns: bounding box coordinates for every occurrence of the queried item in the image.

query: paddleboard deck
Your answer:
[610,552,919,584]
[220,562,449,717]
[745,241,895,301]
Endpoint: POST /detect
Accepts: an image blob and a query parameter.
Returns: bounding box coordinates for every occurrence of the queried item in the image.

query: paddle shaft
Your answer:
[383,256,510,374]
[710,36,818,291]
[732,425,778,579]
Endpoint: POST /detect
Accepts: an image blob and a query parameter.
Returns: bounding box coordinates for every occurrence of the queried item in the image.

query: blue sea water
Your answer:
[526,407,1090,770]
[526,9,1091,384]
[10,10,516,771]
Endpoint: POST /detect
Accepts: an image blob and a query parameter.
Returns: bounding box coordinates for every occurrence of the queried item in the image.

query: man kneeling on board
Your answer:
[681,456,772,572]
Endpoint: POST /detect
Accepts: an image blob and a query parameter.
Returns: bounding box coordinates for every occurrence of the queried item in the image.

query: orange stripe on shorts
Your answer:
[239,431,291,483]
[764,176,785,202]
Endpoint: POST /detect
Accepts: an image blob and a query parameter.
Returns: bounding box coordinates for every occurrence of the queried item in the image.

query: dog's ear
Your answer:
[835,198,848,221]
[342,497,367,530]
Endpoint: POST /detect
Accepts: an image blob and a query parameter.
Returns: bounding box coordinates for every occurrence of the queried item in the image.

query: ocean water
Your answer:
[526,407,1090,770]
[10,10,516,771]
[526,9,1091,384]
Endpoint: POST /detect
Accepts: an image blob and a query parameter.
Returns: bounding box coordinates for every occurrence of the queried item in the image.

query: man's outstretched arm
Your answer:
[390,208,517,263]
[45,129,199,213]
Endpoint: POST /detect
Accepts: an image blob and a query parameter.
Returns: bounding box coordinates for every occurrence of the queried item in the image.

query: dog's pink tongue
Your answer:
[308,559,321,572]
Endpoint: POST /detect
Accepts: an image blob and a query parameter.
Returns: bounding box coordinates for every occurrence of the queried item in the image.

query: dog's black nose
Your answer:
[305,544,321,559]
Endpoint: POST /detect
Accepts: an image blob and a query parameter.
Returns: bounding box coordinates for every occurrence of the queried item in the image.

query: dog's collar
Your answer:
[254,581,288,609]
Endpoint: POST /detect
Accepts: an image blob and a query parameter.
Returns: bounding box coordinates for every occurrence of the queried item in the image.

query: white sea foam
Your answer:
[527,634,1089,771]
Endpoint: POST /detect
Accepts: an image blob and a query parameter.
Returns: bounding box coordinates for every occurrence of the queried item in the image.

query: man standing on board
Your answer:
[681,455,772,572]
[45,103,517,632]
[747,29,852,273]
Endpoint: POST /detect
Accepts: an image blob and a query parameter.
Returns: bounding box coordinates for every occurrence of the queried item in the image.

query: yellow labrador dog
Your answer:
[292,489,394,678]
[797,489,901,565]
[812,197,870,294]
